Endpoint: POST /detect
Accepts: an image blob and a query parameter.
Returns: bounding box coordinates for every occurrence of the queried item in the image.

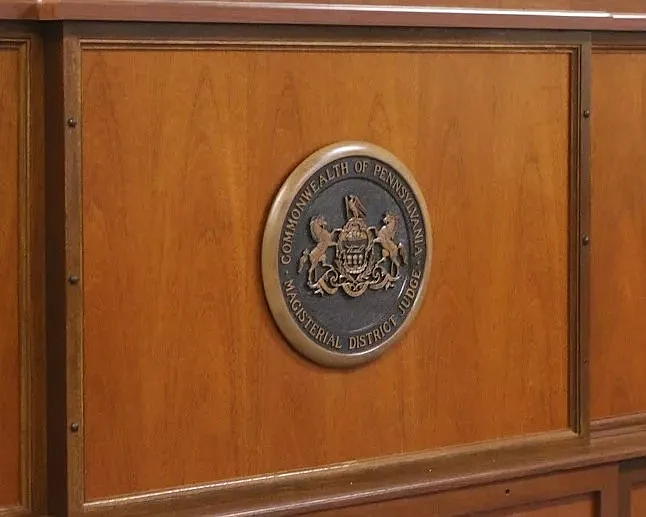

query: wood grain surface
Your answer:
[0,46,21,508]
[7,1,645,31]
[501,498,595,517]
[217,0,646,9]
[590,52,646,421]
[4,0,646,29]
[5,1,646,29]
[312,496,596,517]
[81,46,571,499]
[309,466,606,516]
[630,483,646,516]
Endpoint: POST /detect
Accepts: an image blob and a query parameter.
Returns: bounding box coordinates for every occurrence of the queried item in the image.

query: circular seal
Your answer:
[262,142,432,368]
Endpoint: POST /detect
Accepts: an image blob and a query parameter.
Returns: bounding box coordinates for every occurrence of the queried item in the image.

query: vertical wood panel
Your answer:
[630,484,646,516]
[0,46,21,509]
[82,47,571,499]
[590,51,646,420]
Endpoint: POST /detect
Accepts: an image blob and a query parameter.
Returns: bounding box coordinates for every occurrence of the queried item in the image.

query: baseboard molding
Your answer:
[80,430,592,516]
[0,505,32,517]
[591,413,646,439]
[76,425,646,516]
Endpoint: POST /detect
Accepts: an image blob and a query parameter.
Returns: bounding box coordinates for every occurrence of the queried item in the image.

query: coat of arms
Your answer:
[298,195,408,298]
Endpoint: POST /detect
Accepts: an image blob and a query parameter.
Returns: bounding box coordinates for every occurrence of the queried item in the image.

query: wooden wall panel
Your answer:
[81,47,570,499]
[630,484,646,516]
[0,46,21,508]
[590,52,646,421]
[499,497,596,517]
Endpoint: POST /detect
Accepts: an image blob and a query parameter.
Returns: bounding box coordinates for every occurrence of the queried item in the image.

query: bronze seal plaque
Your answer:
[262,142,432,367]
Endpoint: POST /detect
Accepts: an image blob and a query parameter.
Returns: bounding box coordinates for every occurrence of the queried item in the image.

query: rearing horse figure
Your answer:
[298,216,337,284]
[374,212,408,276]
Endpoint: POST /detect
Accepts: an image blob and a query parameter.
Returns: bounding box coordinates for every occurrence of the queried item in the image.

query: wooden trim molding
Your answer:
[44,23,84,517]
[592,414,646,440]
[36,2,646,31]
[592,33,646,49]
[22,32,46,517]
[0,507,35,517]
[569,37,591,436]
[3,1,646,31]
[44,24,69,517]
[68,22,590,48]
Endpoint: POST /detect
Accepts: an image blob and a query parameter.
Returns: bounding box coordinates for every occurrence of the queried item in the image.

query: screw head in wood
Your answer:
[70,422,80,433]
[67,117,78,128]
[582,235,590,245]
[583,109,591,118]
[68,275,80,285]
